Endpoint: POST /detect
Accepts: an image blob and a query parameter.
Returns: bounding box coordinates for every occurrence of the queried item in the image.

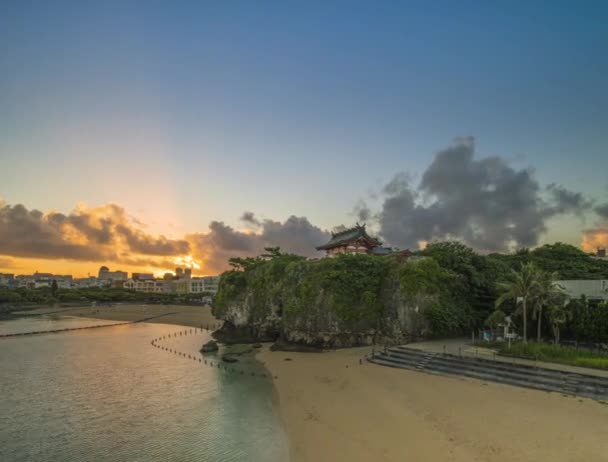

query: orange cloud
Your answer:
[0,201,331,277]
[581,226,608,252]
[0,201,193,276]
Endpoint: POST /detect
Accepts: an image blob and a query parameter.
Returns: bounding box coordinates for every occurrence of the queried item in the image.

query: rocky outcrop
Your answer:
[200,340,219,353]
[212,254,451,349]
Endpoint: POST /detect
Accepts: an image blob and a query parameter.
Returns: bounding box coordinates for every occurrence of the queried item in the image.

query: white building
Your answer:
[557,280,608,301]
[123,275,220,295]
[123,279,167,293]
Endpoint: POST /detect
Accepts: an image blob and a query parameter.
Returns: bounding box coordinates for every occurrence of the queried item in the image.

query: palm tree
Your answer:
[495,263,540,343]
[546,303,571,345]
[531,271,564,342]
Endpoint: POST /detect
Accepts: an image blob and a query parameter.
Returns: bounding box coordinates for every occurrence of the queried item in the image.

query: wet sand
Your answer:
[18,304,608,461]
[13,304,218,329]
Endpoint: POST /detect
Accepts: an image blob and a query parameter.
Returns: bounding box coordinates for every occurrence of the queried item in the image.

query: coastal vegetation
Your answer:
[214,242,608,348]
[0,287,213,307]
[496,341,608,370]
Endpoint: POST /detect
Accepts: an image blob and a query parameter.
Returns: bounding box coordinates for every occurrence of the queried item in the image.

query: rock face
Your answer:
[212,255,448,349]
[200,340,219,353]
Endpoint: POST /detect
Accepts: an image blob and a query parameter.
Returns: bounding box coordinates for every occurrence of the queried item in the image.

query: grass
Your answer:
[495,342,608,370]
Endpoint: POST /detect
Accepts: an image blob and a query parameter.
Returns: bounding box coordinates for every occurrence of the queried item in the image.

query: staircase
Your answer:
[369,346,608,401]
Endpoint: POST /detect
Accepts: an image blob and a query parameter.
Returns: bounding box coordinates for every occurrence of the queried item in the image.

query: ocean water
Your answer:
[0,317,288,462]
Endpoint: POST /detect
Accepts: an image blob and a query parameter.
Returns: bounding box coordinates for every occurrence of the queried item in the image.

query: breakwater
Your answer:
[149,325,273,380]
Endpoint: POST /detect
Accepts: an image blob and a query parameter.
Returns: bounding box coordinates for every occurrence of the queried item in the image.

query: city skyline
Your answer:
[2,2,607,276]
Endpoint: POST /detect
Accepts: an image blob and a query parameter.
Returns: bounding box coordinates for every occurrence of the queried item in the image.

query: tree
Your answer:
[51,280,58,298]
[421,241,510,327]
[495,263,540,343]
[546,303,571,344]
[485,309,506,329]
[531,270,564,342]
[261,246,283,258]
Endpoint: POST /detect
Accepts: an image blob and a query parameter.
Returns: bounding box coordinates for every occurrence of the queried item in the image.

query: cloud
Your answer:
[187,216,330,274]
[0,256,18,269]
[0,138,600,273]
[240,211,261,227]
[352,200,372,222]
[0,200,330,274]
[581,226,608,252]
[580,201,608,251]
[114,224,189,256]
[595,202,608,219]
[376,137,590,252]
[545,183,593,216]
[0,202,190,266]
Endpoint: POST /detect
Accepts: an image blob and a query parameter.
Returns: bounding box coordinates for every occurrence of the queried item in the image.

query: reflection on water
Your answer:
[0,318,288,462]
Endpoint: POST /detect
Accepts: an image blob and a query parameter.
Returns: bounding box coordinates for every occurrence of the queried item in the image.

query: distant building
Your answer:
[557,280,608,301]
[191,276,220,294]
[316,223,410,258]
[14,272,73,289]
[98,266,128,281]
[73,276,105,288]
[0,273,14,287]
[123,275,220,295]
[132,273,155,281]
[123,278,167,293]
[592,248,608,261]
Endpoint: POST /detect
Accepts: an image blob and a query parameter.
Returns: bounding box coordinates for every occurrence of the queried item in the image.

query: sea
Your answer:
[0,315,289,462]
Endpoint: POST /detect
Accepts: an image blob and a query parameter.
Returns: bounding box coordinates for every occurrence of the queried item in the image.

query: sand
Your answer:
[17,304,608,461]
[13,304,218,329]
[258,347,608,462]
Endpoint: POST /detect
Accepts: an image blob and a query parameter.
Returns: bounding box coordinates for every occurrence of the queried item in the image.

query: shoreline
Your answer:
[8,304,220,329]
[10,304,608,462]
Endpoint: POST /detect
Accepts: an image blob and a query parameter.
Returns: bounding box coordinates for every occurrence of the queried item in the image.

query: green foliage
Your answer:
[398,257,472,336]
[421,241,511,327]
[568,299,608,343]
[495,262,542,342]
[216,253,391,333]
[485,309,506,328]
[497,341,608,370]
[492,242,608,279]
[214,241,608,343]
[0,287,180,305]
[302,253,388,323]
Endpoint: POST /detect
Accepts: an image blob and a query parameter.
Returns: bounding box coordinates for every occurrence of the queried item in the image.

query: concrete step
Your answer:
[370,348,608,401]
[391,347,608,388]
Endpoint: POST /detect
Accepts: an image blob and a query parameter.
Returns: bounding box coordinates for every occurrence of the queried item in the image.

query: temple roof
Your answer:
[316,224,381,250]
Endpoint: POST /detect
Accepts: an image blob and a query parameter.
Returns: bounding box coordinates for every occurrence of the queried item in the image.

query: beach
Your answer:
[20,304,608,462]
[259,347,608,462]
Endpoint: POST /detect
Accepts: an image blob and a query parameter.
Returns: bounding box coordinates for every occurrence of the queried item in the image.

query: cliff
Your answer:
[212,253,471,348]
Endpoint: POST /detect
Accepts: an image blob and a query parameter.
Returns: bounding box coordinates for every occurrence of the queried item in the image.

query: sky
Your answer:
[1,1,607,277]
